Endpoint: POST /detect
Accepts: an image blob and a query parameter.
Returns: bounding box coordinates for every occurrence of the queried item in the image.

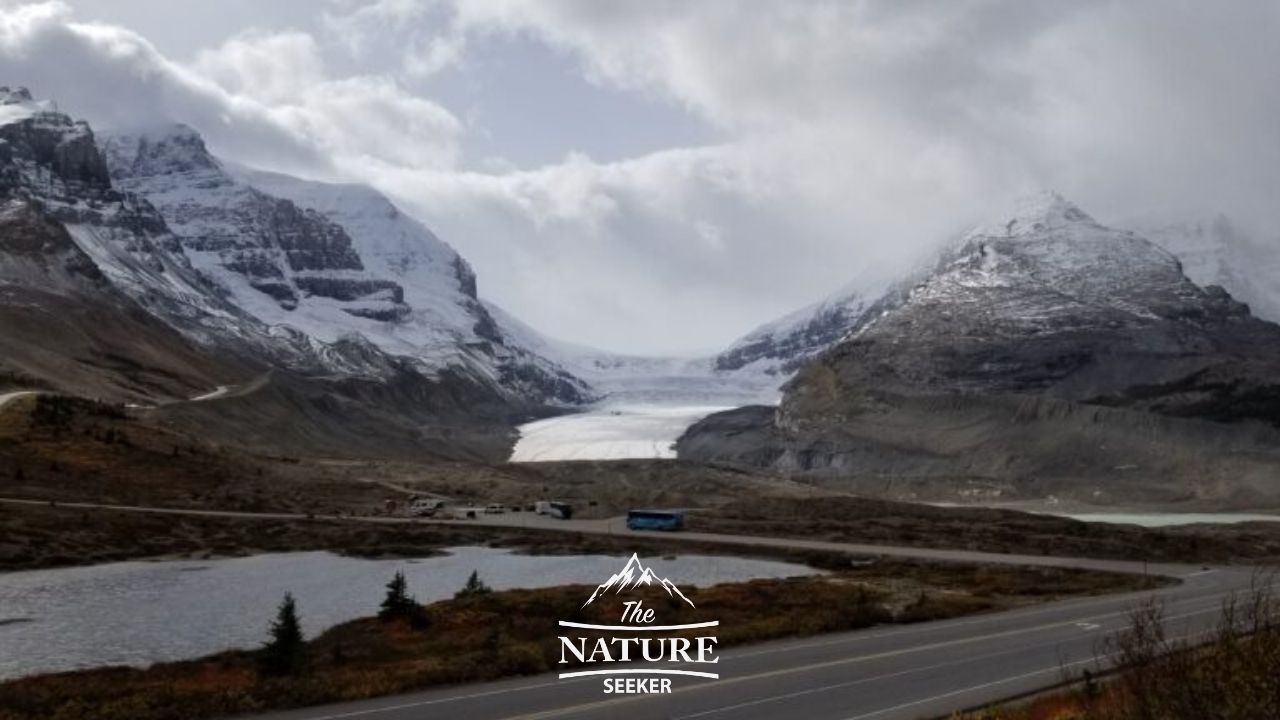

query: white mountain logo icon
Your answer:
[582,553,696,609]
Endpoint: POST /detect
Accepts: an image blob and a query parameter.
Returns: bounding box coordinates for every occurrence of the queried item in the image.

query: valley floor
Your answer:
[2,383,1278,719]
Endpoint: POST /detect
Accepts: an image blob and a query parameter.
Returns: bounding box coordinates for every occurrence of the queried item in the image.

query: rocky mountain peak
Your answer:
[801,196,1276,413]
[927,192,1198,327]
[0,86,34,103]
[0,86,40,118]
[100,123,221,179]
[0,88,109,195]
[983,191,1097,239]
[683,195,1280,504]
[95,122,589,405]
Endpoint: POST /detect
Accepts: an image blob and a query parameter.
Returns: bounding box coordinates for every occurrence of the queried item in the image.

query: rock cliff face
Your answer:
[680,194,1280,506]
[0,89,240,399]
[102,127,407,322]
[238,165,588,404]
[99,124,590,406]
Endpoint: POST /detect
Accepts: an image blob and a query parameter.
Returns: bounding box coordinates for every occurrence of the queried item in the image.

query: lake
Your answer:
[0,547,815,680]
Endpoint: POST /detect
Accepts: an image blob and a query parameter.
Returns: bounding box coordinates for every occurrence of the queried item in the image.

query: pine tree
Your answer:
[260,592,305,676]
[379,570,421,621]
[455,569,492,599]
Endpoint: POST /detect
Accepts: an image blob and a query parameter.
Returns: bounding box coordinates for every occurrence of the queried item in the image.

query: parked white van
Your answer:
[534,501,574,519]
[408,498,445,517]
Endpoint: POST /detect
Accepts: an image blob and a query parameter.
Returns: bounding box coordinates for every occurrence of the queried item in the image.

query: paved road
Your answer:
[0,497,1187,575]
[244,566,1260,720]
[1,374,267,413]
[0,390,38,410]
[1,497,1263,719]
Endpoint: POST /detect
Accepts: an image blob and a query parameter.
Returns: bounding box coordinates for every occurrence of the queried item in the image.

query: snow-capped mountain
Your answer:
[716,207,1280,393]
[485,300,779,406]
[713,284,876,379]
[680,192,1280,505]
[1,89,227,326]
[0,89,421,383]
[99,122,589,406]
[779,192,1280,416]
[0,87,589,459]
[1139,214,1280,324]
[582,553,695,608]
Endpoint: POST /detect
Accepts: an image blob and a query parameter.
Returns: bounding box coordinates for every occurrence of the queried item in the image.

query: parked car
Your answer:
[534,501,574,519]
[484,503,506,514]
[408,498,445,517]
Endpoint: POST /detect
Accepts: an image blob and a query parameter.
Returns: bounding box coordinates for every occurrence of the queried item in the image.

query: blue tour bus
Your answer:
[626,509,686,531]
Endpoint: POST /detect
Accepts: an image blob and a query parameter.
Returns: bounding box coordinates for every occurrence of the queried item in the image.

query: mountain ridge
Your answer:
[0,87,589,460]
[712,193,1280,392]
[679,193,1280,506]
[99,122,590,407]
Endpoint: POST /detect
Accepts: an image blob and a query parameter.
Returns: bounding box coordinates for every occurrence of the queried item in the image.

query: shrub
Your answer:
[1093,581,1280,720]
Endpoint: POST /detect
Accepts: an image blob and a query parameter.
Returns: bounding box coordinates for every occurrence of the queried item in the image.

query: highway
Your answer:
[0,497,1265,718]
[243,565,1258,720]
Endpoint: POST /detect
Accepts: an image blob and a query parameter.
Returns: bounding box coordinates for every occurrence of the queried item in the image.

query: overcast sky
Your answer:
[2,1,1277,354]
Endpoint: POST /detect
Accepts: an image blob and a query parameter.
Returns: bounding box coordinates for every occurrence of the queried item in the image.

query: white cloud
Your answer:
[323,0,466,78]
[192,30,327,104]
[0,3,462,174]
[3,0,1278,354]
[192,27,464,169]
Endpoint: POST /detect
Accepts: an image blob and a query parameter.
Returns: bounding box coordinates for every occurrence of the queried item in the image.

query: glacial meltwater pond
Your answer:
[0,547,815,680]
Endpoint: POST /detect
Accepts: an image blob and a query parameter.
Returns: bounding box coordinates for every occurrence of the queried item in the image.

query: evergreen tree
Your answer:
[455,569,492,599]
[260,592,305,676]
[379,570,422,621]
